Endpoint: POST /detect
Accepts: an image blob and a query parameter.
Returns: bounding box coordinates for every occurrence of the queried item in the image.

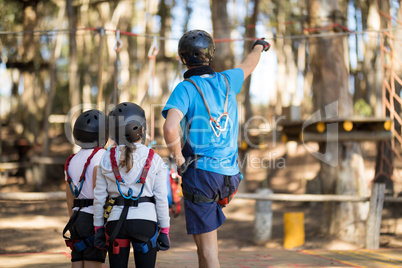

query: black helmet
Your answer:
[73,109,108,149]
[108,102,146,145]
[178,30,215,66]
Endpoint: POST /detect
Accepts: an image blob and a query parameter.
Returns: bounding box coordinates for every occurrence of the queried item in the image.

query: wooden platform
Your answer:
[1,248,401,267]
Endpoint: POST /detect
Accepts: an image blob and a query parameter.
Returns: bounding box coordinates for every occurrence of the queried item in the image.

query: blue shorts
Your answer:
[182,167,242,234]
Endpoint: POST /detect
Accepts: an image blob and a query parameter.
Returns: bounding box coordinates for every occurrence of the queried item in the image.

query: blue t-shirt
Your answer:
[162,68,244,175]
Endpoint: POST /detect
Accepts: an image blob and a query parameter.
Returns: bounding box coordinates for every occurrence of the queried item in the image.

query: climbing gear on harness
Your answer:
[107,147,157,254]
[105,197,157,254]
[108,102,146,145]
[63,145,102,251]
[182,175,238,206]
[105,222,158,254]
[169,168,182,217]
[103,197,115,219]
[252,37,271,52]
[73,109,108,149]
[65,235,95,252]
[177,155,202,176]
[110,147,154,200]
[178,30,215,66]
[63,198,96,252]
[65,146,102,198]
[184,75,230,137]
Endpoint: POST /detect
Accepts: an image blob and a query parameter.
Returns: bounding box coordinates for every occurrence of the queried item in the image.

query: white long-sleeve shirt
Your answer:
[65,148,106,214]
[93,143,170,228]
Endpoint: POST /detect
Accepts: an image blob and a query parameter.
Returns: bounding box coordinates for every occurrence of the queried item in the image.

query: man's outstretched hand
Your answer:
[252,38,271,52]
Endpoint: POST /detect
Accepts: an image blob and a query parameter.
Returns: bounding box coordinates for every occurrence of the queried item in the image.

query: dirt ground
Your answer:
[1,139,402,255]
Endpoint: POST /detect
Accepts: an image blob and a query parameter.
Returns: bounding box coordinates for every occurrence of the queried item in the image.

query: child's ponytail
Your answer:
[119,144,137,172]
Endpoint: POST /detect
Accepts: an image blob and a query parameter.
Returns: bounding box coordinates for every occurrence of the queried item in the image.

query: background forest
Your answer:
[0,0,402,247]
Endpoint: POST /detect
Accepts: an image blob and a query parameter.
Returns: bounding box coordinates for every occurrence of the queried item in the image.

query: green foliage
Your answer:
[0,0,24,31]
[354,98,372,116]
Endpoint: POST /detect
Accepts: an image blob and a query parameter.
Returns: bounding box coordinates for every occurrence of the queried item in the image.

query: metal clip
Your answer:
[210,119,222,137]
[113,30,123,52]
[216,112,229,132]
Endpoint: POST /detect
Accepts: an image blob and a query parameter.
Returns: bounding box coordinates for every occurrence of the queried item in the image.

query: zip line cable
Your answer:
[0,26,401,41]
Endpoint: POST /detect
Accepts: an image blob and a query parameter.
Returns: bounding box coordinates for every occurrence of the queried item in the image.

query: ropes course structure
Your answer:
[375,0,402,183]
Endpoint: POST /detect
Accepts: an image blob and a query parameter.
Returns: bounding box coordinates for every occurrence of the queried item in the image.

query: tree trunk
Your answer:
[210,0,234,72]
[307,0,367,246]
[67,0,80,112]
[42,3,65,157]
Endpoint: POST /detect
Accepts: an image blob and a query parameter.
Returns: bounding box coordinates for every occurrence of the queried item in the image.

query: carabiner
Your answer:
[113,30,123,52]
[210,119,222,138]
[216,112,229,132]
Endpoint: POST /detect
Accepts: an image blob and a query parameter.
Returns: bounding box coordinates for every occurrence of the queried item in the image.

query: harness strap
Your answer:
[140,149,154,184]
[65,235,94,252]
[73,198,93,208]
[108,205,129,245]
[107,196,156,245]
[184,75,230,137]
[63,199,94,240]
[182,175,237,205]
[63,210,79,239]
[113,196,155,206]
[109,147,155,184]
[65,147,102,197]
[110,147,123,182]
[182,188,219,203]
[106,223,158,255]
[107,146,156,248]
[64,154,75,183]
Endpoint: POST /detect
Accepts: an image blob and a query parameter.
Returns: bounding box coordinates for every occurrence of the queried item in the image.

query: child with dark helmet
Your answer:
[93,102,170,268]
[63,109,108,268]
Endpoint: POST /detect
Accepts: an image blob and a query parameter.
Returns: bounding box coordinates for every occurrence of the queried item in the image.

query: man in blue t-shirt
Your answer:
[162,29,270,268]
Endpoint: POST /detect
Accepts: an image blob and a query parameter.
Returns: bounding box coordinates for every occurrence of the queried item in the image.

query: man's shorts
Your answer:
[182,167,242,234]
[70,211,107,263]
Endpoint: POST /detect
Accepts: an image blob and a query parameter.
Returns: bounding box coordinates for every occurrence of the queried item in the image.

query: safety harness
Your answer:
[182,175,238,206]
[181,76,238,205]
[65,147,102,197]
[63,147,102,252]
[184,74,230,138]
[106,147,158,254]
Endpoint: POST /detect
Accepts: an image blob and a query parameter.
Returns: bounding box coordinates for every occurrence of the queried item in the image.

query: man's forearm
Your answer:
[164,129,184,165]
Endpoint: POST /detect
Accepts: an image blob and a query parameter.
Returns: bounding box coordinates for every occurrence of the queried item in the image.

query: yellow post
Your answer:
[283,212,305,249]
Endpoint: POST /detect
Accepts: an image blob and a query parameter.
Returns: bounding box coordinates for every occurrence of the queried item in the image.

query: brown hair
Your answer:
[119,144,137,172]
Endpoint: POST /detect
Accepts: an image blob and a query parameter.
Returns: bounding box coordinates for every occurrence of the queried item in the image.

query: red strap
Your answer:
[110,147,123,182]
[140,149,154,184]
[79,147,102,182]
[64,154,76,183]
[65,147,102,184]
[110,147,154,184]
[217,189,238,206]
[105,233,130,247]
